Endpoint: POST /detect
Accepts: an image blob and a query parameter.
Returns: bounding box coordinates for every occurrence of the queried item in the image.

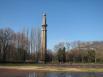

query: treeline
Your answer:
[0,27,41,63]
[0,27,103,64]
[53,41,103,63]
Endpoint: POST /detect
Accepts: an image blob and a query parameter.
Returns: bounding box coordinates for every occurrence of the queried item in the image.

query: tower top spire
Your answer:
[43,12,46,16]
[42,13,47,26]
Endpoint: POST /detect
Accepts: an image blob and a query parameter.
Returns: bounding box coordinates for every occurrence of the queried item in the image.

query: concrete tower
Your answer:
[41,13,47,63]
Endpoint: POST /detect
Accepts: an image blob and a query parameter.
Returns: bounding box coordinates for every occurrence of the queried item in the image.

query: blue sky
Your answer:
[0,0,103,49]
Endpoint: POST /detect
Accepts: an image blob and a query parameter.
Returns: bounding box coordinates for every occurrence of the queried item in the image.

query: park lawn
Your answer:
[0,64,103,72]
[0,63,42,66]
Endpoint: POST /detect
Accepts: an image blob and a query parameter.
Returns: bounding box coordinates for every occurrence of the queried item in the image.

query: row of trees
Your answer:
[53,41,103,63]
[0,27,103,63]
[0,27,41,63]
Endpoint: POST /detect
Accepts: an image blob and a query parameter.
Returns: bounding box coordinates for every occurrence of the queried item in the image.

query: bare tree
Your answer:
[0,28,14,62]
[34,27,41,63]
[30,26,41,63]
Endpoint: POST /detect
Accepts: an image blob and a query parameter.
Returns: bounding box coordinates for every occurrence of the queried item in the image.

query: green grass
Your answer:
[0,63,44,66]
[81,68,103,72]
[0,63,103,72]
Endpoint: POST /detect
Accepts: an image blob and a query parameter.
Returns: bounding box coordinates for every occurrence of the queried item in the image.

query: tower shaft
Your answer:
[40,14,47,63]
